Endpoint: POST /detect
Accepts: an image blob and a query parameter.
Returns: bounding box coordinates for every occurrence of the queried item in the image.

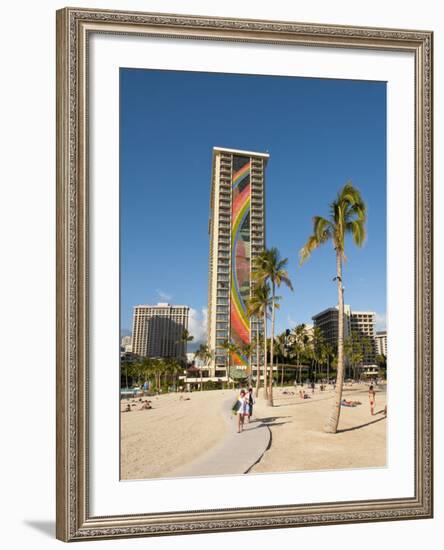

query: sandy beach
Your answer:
[120,384,386,480]
[251,384,387,474]
[120,390,232,479]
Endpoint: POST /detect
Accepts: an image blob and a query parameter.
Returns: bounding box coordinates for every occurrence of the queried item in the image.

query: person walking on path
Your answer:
[368,384,376,416]
[235,389,249,433]
[246,387,255,423]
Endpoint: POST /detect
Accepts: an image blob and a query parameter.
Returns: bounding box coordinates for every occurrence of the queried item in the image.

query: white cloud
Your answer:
[188,307,208,345]
[375,312,387,330]
[156,289,172,302]
[287,315,297,328]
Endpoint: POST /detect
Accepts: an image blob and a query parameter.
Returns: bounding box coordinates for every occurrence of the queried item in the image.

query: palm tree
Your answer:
[311,326,325,382]
[246,282,272,399]
[291,324,307,384]
[162,357,183,391]
[274,333,287,386]
[324,342,334,384]
[300,182,367,433]
[194,344,214,390]
[221,339,240,387]
[246,282,272,398]
[150,358,164,391]
[178,329,194,359]
[240,341,254,386]
[253,248,293,406]
[250,332,263,394]
[138,357,153,391]
[120,360,134,389]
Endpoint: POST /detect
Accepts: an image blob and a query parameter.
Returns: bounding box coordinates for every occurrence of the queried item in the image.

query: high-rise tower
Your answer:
[132,303,189,359]
[207,147,269,378]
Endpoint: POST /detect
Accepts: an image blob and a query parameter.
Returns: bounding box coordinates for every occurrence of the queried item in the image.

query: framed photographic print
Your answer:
[56,7,433,542]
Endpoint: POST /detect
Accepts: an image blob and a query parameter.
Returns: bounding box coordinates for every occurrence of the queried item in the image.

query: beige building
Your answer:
[375,330,387,357]
[120,335,133,352]
[131,303,189,358]
[207,147,269,378]
[350,310,377,364]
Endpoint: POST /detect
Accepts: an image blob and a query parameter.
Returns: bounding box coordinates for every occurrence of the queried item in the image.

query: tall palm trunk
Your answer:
[262,310,268,400]
[255,319,260,397]
[267,284,276,406]
[325,251,345,433]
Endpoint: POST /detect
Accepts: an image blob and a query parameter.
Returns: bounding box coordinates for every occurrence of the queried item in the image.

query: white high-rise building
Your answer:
[132,303,189,358]
[121,335,133,352]
[207,147,268,378]
[312,305,376,365]
[376,330,387,357]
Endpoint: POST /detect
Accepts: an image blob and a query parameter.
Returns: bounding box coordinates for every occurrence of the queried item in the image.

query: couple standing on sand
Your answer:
[233,388,255,433]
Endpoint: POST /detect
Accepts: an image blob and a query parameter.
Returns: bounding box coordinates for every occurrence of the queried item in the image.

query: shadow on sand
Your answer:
[247,415,291,430]
[337,415,386,433]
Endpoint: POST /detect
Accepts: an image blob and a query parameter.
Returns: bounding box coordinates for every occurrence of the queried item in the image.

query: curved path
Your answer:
[168,396,271,478]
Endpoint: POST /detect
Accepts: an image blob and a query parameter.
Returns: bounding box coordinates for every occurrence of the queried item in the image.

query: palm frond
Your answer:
[299,234,320,265]
[346,219,366,247]
[313,216,332,243]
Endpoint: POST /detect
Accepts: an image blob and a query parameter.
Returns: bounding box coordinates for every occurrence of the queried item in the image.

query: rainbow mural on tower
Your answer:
[230,156,251,366]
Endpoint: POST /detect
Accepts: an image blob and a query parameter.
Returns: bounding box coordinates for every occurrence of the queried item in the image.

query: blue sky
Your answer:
[120,68,386,346]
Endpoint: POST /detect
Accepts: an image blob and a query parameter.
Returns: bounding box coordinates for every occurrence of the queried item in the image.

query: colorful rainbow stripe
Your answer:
[230,160,251,366]
[232,162,250,189]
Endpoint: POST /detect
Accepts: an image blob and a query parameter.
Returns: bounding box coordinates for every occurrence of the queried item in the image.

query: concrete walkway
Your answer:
[168,395,271,478]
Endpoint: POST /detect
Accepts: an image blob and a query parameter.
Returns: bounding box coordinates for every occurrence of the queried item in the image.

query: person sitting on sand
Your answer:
[140,400,152,410]
[123,404,131,412]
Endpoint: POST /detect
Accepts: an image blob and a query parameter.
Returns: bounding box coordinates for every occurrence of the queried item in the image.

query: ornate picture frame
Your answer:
[56,7,433,542]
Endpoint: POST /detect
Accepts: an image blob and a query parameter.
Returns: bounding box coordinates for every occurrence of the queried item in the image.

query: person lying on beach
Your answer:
[140,400,152,410]
[179,395,191,401]
[341,399,362,407]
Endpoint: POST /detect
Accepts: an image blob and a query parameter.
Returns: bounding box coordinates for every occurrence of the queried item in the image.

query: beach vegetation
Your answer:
[299,182,367,433]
